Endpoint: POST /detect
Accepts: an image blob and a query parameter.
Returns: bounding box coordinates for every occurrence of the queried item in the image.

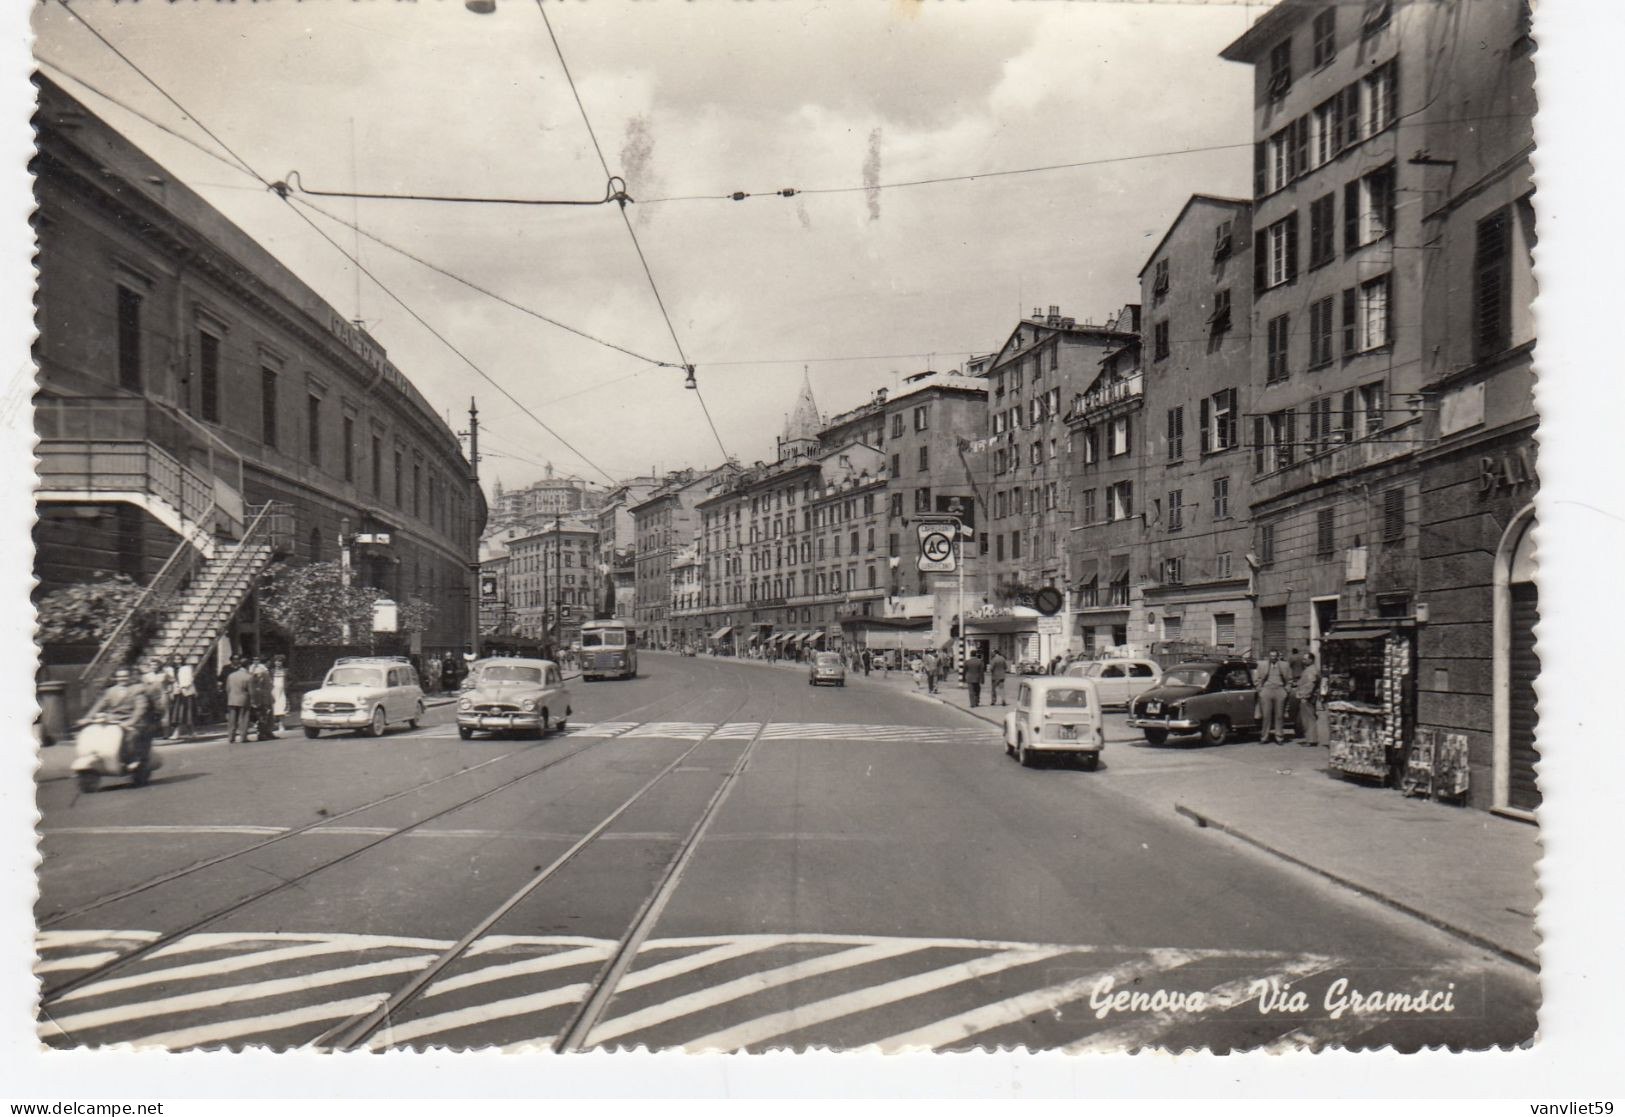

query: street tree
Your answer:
[34,574,170,647]
[257,561,383,644]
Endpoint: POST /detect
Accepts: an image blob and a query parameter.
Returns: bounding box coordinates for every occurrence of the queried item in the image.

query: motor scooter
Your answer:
[71,712,160,793]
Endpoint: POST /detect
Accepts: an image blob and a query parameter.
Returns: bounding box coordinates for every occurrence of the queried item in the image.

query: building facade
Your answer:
[593,477,659,621]
[1222,0,1428,659]
[1410,0,1538,815]
[882,372,987,599]
[507,520,597,647]
[631,467,730,647]
[32,76,482,668]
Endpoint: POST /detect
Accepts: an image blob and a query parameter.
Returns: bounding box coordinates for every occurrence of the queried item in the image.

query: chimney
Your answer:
[1049,305,1060,318]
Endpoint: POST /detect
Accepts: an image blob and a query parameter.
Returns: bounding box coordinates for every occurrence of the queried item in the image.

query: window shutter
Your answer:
[1344,84,1362,144]
[1293,116,1309,181]
[1253,416,1268,474]
[1254,141,1266,198]
[1344,180,1360,254]
[1286,211,1300,282]
[1332,92,1345,151]
[1200,397,1211,454]
[1341,287,1357,354]
[1283,408,1297,466]
[1341,390,1356,437]
[1383,487,1405,542]
[1222,389,1238,448]
[1254,229,1268,294]
[1124,416,1133,454]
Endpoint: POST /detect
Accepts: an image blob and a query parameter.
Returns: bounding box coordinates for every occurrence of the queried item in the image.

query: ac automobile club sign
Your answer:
[916,523,957,572]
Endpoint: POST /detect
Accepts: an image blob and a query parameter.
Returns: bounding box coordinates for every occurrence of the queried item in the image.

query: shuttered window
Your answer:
[198,331,220,423]
[1167,406,1185,460]
[1310,296,1335,367]
[1214,612,1237,648]
[1267,314,1292,382]
[116,286,143,391]
[1382,487,1405,544]
[1310,193,1336,267]
[1474,208,1513,360]
[1316,507,1335,557]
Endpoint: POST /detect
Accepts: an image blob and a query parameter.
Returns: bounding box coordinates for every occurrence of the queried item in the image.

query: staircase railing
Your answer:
[78,501,216,697]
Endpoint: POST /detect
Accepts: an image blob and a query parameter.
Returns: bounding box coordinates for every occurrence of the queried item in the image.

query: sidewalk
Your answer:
[809,656,1542,969]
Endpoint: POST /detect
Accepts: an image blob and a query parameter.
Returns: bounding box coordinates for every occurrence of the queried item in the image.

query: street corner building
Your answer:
[31,75,484,719]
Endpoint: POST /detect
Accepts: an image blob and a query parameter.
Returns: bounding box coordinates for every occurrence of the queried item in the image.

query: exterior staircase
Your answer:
[79,501,293,696]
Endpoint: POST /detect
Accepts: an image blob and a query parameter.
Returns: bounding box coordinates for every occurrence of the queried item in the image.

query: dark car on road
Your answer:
[1127,659,1298,746]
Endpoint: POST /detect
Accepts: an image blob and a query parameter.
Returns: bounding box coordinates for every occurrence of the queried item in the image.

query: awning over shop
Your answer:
[709,626,733,641]
[866,629,936,651]
[1325,627,1392,642]
[784,632,806,649]
[963,615,1039,635]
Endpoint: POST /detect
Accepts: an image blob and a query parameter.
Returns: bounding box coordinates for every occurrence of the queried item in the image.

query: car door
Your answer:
[383,668,404,721]
[1096,662,1127,707]
[1127,662,1159,703]
[1013,684,1031,741]
[1221,666,1256,726]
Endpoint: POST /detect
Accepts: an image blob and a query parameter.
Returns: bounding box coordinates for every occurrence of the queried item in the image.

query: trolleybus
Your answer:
[580,618,638,680]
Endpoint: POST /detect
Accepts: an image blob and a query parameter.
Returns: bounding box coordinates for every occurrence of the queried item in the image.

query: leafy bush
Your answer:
[35,575,154,645]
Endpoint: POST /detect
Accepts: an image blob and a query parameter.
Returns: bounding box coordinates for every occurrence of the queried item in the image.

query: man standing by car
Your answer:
[1257,650,1292,744]
[964,652,986,707]
[224,660,252,744]
[1294,652,1321,747]
[989,650,1010,706]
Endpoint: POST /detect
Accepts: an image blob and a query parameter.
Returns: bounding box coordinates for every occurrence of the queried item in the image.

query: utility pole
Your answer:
[554,513,564,658]
[339,516,353,644]
[466,397,482,660]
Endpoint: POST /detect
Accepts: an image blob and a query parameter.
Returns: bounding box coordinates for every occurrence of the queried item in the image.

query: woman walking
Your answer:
[270,654,289,732]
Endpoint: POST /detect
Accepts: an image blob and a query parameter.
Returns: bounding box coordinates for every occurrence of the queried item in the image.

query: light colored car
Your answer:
[808,651,846,687]
[1003,677,1105,770]
[457,657,572,739]
[301,657,425,738]
[1063,657,1163,708]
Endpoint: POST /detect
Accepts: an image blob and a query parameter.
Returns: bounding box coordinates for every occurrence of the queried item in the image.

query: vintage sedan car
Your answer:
[1127,659,1298,745]
[808,651,846,687]
[1003,677,1105,770]
[456,657,572,739]
[1063,657,1163,708]
[301,656,425,738]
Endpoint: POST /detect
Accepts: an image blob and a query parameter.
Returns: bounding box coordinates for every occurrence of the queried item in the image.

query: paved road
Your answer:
[34,652,1537,1052]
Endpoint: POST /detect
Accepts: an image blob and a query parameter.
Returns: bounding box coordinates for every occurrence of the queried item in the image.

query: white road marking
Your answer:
[37,929,160,950]
[570,722,638,738]
[588,940,932,1047]
[708,723,762,739]
[613,941,784,993]
[421,945,610,1000]
[365,982,594,1049]
[123,993,389,1051]
[42,955,438,1036]
[54,941,402,1003]
[144,931,452,960]
[1065,956,1339,1053]
[1262,959,1483,1052]
[681,946,1069,1051]
[34,951,121,974]
[621,722,715,740]
[43,825,286,837]
[464,934,621,955]
[872,949,1198,1050]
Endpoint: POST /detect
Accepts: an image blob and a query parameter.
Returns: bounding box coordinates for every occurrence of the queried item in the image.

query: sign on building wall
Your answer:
[917,524,957,572]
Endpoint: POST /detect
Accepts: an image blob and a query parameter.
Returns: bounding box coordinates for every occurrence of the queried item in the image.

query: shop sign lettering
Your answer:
[1477,447,1536,496]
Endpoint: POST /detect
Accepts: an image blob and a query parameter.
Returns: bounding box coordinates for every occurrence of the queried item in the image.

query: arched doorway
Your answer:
[1493,505,1539,816]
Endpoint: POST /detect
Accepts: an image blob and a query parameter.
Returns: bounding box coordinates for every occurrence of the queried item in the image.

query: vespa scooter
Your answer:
[71,712,160,793]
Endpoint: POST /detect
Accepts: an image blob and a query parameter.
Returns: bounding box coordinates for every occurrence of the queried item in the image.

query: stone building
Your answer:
[507,519,597,647]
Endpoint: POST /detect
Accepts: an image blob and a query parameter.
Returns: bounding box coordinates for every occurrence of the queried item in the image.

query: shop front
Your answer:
[1322,621,1422,791]
[963,606,1046,668]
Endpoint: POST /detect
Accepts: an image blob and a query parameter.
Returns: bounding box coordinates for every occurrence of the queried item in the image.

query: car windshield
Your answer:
[1043,688,1093,710]
[326,667,383,687]
[816,653,842,666]
[1163,666,1213,687]
[480,666,542,684]
[583,631,624,648]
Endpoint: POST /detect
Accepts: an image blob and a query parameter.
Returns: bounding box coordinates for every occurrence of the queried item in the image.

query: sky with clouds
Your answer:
[31,0,1266,495]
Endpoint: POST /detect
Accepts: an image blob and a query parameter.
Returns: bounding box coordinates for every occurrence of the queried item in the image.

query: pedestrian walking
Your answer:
[249,656,276,740]
[964,653,986,707]
[989,650,1009,705]
[922,651,938,694]
[171,659,196,740]
[911,655,926,690]
[270,654,289,732]
[1256,650,1292,743]
[141,657,173,742]
[1294,652,1321,747]
[224,660,252,743]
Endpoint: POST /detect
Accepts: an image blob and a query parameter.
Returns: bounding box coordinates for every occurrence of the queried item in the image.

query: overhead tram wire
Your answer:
[53,0,622,487]
[534,0,733,465]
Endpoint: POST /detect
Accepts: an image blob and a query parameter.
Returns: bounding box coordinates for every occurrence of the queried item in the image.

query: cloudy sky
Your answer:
[31,0,1264,494]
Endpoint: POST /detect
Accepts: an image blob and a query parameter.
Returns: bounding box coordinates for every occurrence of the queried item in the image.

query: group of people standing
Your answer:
[218,654,288,744]
[1255,649,1321,746]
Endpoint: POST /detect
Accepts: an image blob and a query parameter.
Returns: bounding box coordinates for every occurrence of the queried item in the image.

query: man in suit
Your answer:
[1256,650,1293,744]
[1294,652,1321,747]
[224,660,253,744]
[963,653,986,708]
[989,651,1010,706]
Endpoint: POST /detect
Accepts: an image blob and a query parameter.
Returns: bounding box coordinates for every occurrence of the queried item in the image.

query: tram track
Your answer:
[36,660,730,1009]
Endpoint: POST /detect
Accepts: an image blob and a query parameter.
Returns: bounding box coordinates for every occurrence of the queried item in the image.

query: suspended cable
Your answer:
[272,169,633,208]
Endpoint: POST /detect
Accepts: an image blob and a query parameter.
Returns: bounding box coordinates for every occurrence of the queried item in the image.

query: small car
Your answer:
[301,656,425,738]
[457,657,572,739]
[1063,657,1163,709]
[808,651,846,687]
[1003,677,1105,770]
[1127,659,1299,746]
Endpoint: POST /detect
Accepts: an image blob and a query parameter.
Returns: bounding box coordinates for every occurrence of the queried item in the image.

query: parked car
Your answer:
[457,657,572,739]
[808,651,846,687]
[1003,677,1105,770]
[1063,657,1163,708]
[301,656,425,738]
[1127,659,1298,746]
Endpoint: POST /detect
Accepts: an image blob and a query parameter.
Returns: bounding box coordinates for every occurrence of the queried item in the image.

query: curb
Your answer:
[1172,802,1539,972]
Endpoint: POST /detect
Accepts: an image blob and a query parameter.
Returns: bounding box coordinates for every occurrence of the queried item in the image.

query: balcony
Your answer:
[1250,418,1423,507]
[1075,374,1143,421]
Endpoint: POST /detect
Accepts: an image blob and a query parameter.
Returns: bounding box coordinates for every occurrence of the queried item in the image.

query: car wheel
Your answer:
[1202,716,1230,746]
[536,712,550,740]
[1143,729,1169,746]
[303,726,321,739]
[408,701,425,729]
[458,726,474,740]
[366,707,387,738]
[75,770,100,794]
[1018,737,1039,768]
[1004,736,1015,757]
[1079,753,1100,772]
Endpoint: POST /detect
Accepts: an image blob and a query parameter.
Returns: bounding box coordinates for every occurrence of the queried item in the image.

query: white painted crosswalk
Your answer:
[411,720,999,745]
[35,927,1485,1053]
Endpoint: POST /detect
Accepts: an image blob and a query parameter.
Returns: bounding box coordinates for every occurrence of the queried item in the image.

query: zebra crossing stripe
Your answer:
[681,946,1070,1052]
[53,941,394,1003]
[622,722,715,740]
[366,982,594,1049]
[145,931,452,960]
[570,722,638,738]
[128,993,388,1051]
[34,952,122,975]
[41,955,439,1037]
[588,940,932,1047]
[708,723,762,740]
[37,930,159,950]
[872,949,1199,1050]
[421,945,611,1000]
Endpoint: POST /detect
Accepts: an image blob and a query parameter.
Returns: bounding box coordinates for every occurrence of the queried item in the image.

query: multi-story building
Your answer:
[593,476,660,621]
[477,546,512,638]
[1409,0,1538,815]
[490,469,602,526]
[507,519,596,647]
[881,370,987,598]
[669,545,704,650]
[1221,0,1431,660]
[32,76,482,695]
[631,466,733,647]
[973,306,1137,664]
[1070,195,1256,657]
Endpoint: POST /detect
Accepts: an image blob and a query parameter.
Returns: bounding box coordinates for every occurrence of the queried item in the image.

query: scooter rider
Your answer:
[83,666,151,770]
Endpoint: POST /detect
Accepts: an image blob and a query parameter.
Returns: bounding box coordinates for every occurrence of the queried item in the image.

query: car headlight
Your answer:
[458,698,473,711]
[521,698,539,712]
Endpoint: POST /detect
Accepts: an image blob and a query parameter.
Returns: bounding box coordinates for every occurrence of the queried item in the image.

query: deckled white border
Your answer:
[1,0,1620,1102]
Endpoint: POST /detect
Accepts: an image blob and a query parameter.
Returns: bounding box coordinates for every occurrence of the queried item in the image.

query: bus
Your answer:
[580,619,638,681]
